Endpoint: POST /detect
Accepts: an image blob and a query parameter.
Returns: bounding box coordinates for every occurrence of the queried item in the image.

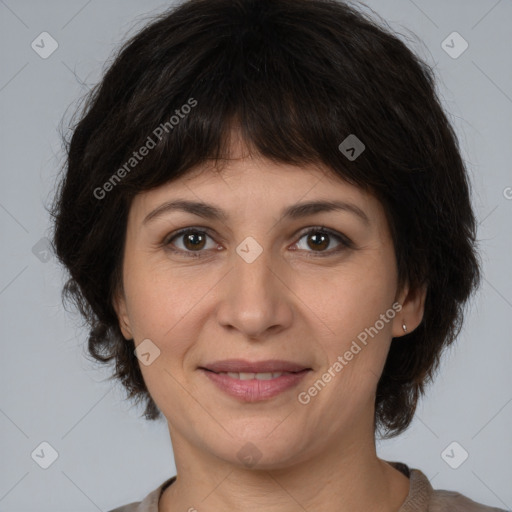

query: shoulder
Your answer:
[108,502,141,512]
[106,476,176,512]
[429,489,508,512]
[390,462,508,512]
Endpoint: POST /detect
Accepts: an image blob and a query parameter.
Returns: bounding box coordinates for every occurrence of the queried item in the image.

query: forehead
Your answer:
[132,156,378,220]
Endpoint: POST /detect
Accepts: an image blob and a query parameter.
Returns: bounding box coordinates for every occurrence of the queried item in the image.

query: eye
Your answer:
[292,226,353,256]
[163,226,353,258]
[164,228,219,257]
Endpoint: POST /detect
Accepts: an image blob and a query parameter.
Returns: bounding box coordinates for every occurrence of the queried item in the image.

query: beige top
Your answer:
[108,462,507,512]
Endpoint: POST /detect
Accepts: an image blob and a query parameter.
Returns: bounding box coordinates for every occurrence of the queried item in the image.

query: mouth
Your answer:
[202,370,304,380]
[200,359,311,374]
[198,359,312,401]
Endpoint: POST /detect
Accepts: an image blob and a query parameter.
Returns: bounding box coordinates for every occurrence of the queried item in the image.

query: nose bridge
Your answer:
[216,240,292,338]
[235,242,275,299]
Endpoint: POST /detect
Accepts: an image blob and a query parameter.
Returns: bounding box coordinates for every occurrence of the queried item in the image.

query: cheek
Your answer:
[305,253,398,387]
[121,257,191,344]
[122,269,198,401]
[310,261,397,343]
[121,255,223,377]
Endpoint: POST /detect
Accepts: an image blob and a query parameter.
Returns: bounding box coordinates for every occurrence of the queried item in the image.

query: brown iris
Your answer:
[306,231,330,251]
[183,232,207,251]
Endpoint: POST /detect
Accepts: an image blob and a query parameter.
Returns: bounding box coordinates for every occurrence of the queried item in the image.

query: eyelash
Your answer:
[162,226,354,259]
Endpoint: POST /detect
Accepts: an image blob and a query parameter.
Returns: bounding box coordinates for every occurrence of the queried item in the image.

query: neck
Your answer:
[159,427,410,512]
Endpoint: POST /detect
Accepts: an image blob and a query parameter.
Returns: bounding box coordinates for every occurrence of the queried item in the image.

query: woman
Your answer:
[50,0,506,510]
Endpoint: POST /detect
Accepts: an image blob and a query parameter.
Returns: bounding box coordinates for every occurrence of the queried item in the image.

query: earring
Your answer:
[402,323,407,332]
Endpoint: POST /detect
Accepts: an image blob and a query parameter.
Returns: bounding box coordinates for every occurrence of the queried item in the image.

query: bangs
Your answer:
[106,45,365,194]
[84,0,430,200]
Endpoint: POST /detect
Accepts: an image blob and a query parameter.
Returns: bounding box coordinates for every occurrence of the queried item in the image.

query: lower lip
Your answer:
[200,369,310,402]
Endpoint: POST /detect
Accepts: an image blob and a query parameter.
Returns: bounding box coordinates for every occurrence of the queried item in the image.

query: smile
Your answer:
[199,362,311,402]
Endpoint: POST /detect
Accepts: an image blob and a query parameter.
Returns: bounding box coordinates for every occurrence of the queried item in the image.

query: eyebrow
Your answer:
[143,198,370,226]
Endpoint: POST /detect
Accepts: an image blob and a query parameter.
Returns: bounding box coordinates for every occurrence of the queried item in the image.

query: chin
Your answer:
[202,426,311,470]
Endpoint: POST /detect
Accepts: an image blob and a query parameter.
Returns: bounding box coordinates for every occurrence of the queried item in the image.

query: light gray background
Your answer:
[0,0,511,510]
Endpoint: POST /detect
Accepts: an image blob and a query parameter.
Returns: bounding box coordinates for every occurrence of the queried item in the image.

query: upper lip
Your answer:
[200,359,311,373]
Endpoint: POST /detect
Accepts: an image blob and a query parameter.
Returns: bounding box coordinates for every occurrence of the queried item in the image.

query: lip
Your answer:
[199,359,312,402]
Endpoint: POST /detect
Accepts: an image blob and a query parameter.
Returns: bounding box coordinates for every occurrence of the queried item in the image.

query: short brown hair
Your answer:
[50,0,481,437]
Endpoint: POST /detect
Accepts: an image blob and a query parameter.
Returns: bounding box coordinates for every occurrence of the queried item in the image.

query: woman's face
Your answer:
[114,153,424,469]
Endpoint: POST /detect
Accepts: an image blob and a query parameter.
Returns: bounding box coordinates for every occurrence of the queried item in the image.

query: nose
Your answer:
[215,245,294,340]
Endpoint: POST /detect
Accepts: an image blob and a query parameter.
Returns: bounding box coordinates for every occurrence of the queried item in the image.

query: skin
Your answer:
[114,141,427,512]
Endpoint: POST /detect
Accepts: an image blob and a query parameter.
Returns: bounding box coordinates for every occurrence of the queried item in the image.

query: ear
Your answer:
[112,290,133,340]
[392,281,427,338]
